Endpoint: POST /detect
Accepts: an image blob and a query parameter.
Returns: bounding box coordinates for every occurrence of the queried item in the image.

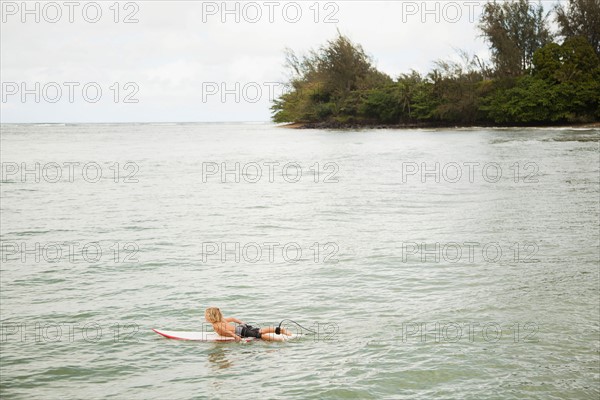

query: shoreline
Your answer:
[278,121,600,130]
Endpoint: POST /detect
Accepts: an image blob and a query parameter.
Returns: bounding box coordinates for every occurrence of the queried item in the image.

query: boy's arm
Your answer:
[213,323,241,341]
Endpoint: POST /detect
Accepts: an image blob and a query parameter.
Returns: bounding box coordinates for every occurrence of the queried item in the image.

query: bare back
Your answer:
[210,320,235,336]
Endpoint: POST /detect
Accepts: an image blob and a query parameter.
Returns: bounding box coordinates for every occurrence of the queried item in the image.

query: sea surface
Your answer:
[1,123,599,399]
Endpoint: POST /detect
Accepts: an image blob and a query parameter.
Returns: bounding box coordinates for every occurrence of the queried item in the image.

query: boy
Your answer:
[205,307,292,342]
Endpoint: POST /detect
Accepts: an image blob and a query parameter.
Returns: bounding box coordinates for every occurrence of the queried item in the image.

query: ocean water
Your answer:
[0,123,598,399]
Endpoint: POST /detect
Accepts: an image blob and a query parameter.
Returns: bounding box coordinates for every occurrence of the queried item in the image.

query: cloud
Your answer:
[1,1,563,122]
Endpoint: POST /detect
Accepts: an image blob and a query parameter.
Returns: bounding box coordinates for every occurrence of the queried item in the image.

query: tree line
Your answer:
[272,0,600,127]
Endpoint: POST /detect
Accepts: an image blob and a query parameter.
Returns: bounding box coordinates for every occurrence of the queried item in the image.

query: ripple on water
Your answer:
[0,124,598,399]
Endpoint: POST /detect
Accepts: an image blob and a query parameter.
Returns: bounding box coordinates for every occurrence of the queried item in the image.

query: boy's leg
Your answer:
[259,326,292,336]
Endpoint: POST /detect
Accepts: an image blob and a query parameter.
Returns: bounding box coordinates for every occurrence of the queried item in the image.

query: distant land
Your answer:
[272,0,600,129]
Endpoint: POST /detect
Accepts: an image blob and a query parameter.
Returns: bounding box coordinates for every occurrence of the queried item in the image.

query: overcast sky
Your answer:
[1,0,565,123]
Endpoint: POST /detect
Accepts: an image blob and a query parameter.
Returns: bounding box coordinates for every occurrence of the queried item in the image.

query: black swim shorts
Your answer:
[237,324,261,339]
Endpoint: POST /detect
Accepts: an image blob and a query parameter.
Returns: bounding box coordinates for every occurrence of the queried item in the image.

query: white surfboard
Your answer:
[152,328,299,342]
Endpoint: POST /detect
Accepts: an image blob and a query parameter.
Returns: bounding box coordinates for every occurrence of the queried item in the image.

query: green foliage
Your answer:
[357,72,434,124]
[555,0,600,55]
[361,85,402,123]
[532,37,600,121]
[534,36,598,82]
[478,0,552,76]
[424,53,492,124]
[271,32,391,123]
[482,37,600,124]
[532,42,564,80]
[482,75,563,123]
[272,2,599,127]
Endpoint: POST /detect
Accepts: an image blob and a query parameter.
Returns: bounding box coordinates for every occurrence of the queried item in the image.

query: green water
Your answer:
[1,123,598,399]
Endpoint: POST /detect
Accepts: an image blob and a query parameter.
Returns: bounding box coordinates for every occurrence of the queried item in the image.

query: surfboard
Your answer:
[152,328,299,342]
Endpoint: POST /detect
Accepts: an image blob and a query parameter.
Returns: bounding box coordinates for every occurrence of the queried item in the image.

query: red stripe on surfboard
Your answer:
[152,329,194,341]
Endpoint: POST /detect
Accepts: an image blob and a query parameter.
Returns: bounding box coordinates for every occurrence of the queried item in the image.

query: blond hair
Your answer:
[205,307,223,323]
